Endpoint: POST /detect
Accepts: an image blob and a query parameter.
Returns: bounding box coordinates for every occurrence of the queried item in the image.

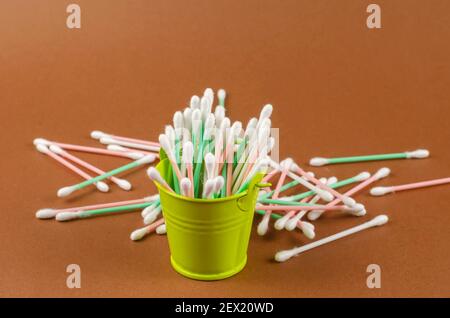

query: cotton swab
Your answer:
[180,178,192,197]
[36,144,109,193]
[370,177,450,196]
[309,149,429,166]
[217,89,226,107]
[156,223,167,235]
[107,144,158,157]
[49,145,132,191]
[255,204,364,213]
[213,176,225,196]
[90,130,159,147]
[158,134,183,190]
[147,167,175,193]
[56,202,151,221]
[143,205,162,224]
[36,196,157,219]
[130,218,165,241]
[33,138,144,160]
[100,136,160,152]
[275,215,389,262]
[202,179,216,198]
[308,167,390,221]
[182,142,194,196]
[57,154,155,197]
[290,161,356,207]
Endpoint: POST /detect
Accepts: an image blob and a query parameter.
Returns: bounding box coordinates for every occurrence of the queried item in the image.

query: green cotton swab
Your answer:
[255,210,282,219]
[57,155,156,197]
[217,89,226,107]
[309,149,429,166]
[259,171,371,202]
[258,199,321,206]
[55,202,152,221]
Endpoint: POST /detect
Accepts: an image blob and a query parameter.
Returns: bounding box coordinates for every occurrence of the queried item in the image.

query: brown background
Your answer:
[0,0,449,297]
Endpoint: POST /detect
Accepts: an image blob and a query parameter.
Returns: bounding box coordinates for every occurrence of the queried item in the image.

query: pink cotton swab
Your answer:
[182,141,194,197]
[308,167,390,221]
[255,204,364,213]
[106,144,160,158]
[90,130,160,147]
[33,138,144,160]
[180,178,192,197]
[130,218,165,241]
[370,177,450,196]
[147,167,175,193]
[100,136,160,152]
[35,144,109,193]
[36,195,158,219]
[49,145,132,191]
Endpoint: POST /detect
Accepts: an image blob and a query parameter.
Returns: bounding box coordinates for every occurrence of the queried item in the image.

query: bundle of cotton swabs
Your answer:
[148,88,274,199]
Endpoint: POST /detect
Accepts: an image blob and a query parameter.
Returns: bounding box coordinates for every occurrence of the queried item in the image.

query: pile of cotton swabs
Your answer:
[34,88,443,262]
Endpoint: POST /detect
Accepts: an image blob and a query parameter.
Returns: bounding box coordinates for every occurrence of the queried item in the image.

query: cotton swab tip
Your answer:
[374,167,391,180]
[317,189,334,202]
[355,171,371,181]
[130,227,148,241]
[141,205,154,217]
[116,179,132,191]
[144,211,158,225]
[370,186,392,196]
[372,214,389,226]
[36,144,49,153]
[57,186,76,197]
[125,152,145,160]
[136,154,156,165]
[275,250,293,262]
[33,138,51,146]
[257,217,270,236]
[95,182,110,192]
[405,149,429,159]
[49,144,65,155]
[147,167,165,185]
[156,224,167,235]
[300,222,315,239]
[90,130,106,139]
[55,212,81,221]
[342,196,357,207]
[218,89,226,101]
[309,157,329,166]
[35,208,57,219]
[180,178,192,197]
[107,144,128,152]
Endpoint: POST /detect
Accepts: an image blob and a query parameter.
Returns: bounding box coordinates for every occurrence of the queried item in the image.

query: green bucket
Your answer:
[154,158,265,280]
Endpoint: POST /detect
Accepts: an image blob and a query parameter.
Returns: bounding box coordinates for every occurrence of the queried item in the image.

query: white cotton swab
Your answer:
[130,218,165,241]
[275,215,389,262]
[49,145,132,191]
[147,167,175,193]
[182,141,194,196]
[107,144,157,157]
[213,176,225,195]
[156,223,167,235]
[36,144,109,193]
[204,153,216,180]
[202,179,216,198]
[307,167,390,221]
[90,130,159,147]
[217,89,226,107]
[33,138,144,160]
[100,136,160,152]
[180,177,192,197]
[370,177,450,196]
[143,205,162,225]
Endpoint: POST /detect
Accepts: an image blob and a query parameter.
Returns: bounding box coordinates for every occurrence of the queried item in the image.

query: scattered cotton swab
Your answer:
[100,136,160,152]
[91,130,159,147]
[156,223,167,235]
[275,215,389,262]
[309,149,429,166]
[55,202,151,221]
[36,144,109,193]
[370,177,450,196]
[130,218,165,241]
[143,205,162,224]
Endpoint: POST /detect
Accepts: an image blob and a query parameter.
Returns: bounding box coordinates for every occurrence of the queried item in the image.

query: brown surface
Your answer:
[0,0,449,297]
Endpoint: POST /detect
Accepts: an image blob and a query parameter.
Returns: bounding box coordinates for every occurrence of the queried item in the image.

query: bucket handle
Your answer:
[237,182,271,212]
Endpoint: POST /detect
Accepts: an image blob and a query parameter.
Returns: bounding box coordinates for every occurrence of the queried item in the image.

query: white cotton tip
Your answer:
[35,208,57,219]
[204,153,215,178]
[55,211,81,222]
[130,227,149,241]
[257,217,270,236]
[49,144,65,155]
[200,96,211,120]
[144,194,159,202]
[274,215,291,230]
[374,167,391,180]
[372,214,389,226]
[300,222,315,239]
[141,205,154,217]
[217,89,226,101]
[307,210,322,221]
[156,224,167,235]
[259,104,273,121]
[275,250,293,262]
[202,179,215,198]
[99,136,117,145]
[285,218,299,232]
[57,186,76,197]
[370,186,392,196]
[33,138,51,146]
[355,171,371,181]
[203,87,214,98]
[214,176,225,193]
[190,95,200,109]
[317,189,334,202]
[353,208,367,217]
[116,179,132,191]
[95,182,110,192]
[36,143,49,153]
[90,130,107,139]
[342,196,357,207]
[345,203,365,214]
[327,176,338,184]
[136,154,156,165]
[182,141,194,164]
[282,158,294,170]
[158,134,172,154]
[214,106,225,123]
[309,157,329,166]
[180,178,192,197]
[125,152,145,160]
[147,167,165,185]
[107,144,128,152]
[173,111,184,130]
[406,149,430,159]
[144,211,158,225]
